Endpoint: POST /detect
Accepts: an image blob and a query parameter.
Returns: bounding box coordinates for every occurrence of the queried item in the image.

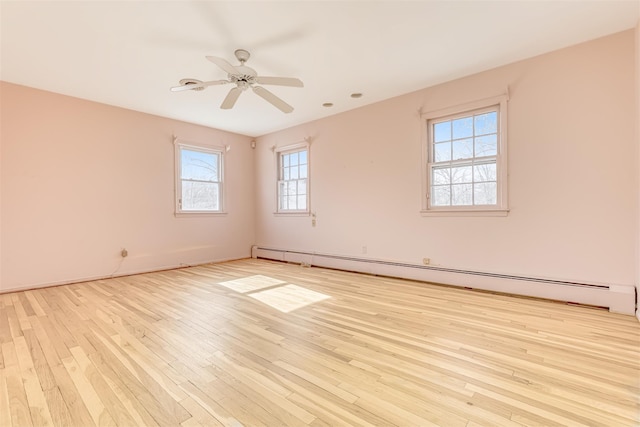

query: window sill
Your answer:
[421,209,509,217]
[273,211,311,217]
[175,211,228,218]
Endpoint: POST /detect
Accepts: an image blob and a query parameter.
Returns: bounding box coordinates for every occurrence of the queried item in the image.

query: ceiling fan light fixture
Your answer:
[178,78,205,91]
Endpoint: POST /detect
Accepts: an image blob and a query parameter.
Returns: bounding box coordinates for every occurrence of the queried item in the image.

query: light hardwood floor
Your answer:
[1,258,639,426]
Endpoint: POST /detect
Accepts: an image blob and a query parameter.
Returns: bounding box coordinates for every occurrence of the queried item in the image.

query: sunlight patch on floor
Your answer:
[218,275,286,293]
[248,284,331,313]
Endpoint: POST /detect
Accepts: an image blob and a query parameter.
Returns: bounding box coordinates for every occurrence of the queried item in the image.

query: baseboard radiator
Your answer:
[251,246,636,316]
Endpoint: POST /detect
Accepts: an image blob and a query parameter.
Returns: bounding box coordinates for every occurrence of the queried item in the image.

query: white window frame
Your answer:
[174,140,225,216]
[421,95,509,216]
[275,141,310,215]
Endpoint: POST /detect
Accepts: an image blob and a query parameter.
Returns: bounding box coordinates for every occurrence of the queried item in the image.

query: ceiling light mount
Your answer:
[234,49,251,64]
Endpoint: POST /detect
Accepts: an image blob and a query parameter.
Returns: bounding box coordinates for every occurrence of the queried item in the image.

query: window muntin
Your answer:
[277,147,308,212]
[177,144,223,213]
[428,106,502,209]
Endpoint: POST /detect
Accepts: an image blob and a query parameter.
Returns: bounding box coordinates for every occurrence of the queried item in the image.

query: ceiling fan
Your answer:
[171,49,303,113]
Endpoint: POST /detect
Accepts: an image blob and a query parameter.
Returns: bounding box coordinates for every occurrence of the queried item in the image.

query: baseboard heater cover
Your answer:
[251,246,636,316]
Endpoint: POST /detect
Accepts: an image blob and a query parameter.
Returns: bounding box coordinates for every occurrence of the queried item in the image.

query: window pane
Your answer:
[474,163,496,182]
[278,182,286,209]
[452,183,472,205]
[297,195,307,210]
[290,152,299,166]
[287,181,297,195]
[181,149,218,181]
[427,106,503,211]
[452,138,473,160]
[297,179,307,194]
[434,142,451,162]
[182,181,218,210]
[452,117,473,139]
[278,148,309,212]
[475,135,497,157]
[474,182,497,205]
[432,185,450,206]
[451,166,472,184]
[434,122,451,142]
[475,112,497,135]
[432,167,450,185]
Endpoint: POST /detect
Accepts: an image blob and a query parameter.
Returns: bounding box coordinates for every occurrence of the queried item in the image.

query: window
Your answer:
[276,144,309,213]
[175,143,223,214]
[422,96,508,215]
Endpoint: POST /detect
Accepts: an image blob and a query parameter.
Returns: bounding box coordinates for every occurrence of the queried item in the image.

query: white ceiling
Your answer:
[1,1,638,137]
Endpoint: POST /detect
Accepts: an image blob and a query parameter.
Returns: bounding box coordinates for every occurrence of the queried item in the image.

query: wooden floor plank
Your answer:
[86,350,161,427]
[178,396,225,427]
[178,380,243,427]
[43,386,73,427]
[14,335,56,427]
[0,304,13,344]
[22,329,57,393]
[85,333,187,426]
[62,351,117,426]
[0,368,13,427]
[68,345,137,427]
[0,258,638,426]
[3,342,33,427]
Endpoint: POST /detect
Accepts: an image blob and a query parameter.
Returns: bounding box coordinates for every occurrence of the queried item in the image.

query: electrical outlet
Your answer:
[121,248,128,258]
[422,257,430,265]
[362,246,367,254]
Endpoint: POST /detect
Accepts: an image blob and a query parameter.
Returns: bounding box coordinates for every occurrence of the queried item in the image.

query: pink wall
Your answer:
[0,83,255,291]
[636,19,640,318]
[2,30,638,303]
[0,84,3,290]
[255,30,637,289]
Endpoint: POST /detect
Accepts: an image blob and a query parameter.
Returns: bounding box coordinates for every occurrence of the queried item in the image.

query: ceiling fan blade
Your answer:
[255,76,303,87]
[170,80,229,92]
[220,87,242,109]
[206,55,240,75]
[252,86,294,113]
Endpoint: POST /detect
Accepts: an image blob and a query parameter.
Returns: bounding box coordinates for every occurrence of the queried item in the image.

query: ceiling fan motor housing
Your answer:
[230,65,258,87]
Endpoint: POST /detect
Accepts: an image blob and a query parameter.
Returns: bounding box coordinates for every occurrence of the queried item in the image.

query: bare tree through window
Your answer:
[430,109,498,207]
[178,146,222,212]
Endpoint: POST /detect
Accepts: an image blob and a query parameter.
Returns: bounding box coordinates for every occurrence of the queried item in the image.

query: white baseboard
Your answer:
[251,246,637,316]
